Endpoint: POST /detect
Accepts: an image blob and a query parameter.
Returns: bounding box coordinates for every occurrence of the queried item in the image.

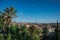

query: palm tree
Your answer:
[0,7,17,40]
[3,7,17,40]
[0,7,17,28]
[3,7,17,27]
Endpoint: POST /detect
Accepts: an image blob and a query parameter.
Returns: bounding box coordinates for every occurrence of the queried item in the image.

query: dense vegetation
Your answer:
[0,7,60,40]
[0,7,40,40]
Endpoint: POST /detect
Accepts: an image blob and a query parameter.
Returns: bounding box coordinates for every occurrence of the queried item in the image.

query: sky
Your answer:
[0,0,60,23]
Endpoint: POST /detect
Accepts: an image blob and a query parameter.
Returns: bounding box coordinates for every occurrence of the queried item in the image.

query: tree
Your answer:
[42,25,49,40]
[54,20,60,40]
[3,7,17,27]
[29,25,40,40]
[0,7,17,40]
[0,7,41,40]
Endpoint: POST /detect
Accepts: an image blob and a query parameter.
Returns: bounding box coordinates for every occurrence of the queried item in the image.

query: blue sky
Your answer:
[0,0,60,23]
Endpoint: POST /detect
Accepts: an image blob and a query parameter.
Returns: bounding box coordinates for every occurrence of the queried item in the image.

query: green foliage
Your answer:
[55,28,60,40]
[29,26,40,40]
[42,26,49,40]
[0,33,4,40]
[0,7,40,40]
